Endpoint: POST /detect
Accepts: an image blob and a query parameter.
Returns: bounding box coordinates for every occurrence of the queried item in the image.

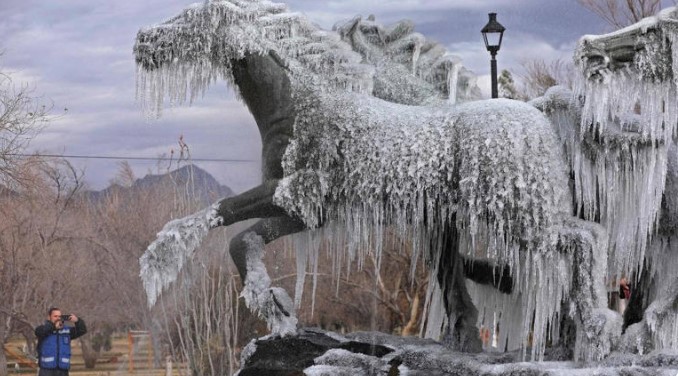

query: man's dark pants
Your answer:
[38,368,69,376]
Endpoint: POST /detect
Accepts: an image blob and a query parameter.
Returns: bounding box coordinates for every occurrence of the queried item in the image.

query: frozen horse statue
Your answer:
[540,6,678,355]
[529,4,678,358]
[134,0,677,362]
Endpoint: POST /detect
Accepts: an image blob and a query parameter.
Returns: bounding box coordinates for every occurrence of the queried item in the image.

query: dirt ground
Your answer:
[4,336,186,376]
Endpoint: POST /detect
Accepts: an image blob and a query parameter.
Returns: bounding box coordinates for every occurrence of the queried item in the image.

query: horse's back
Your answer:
[453,98,555,136]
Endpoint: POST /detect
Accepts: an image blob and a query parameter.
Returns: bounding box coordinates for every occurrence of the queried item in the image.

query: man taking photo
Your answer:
[34,307,87,376]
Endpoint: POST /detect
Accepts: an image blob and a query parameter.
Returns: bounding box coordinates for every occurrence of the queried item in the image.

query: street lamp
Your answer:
[481,13,505,99]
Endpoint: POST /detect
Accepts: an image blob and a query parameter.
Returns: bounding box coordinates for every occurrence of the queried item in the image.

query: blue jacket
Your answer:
[39,327,72,369]
[35,318,87,370]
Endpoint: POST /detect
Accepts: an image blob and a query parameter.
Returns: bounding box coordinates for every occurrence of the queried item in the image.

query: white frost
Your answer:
[274,93,572,359]
[240,232,298,336]
[135,0,480,118]
[136,0,678,362]
[139,203,222,306]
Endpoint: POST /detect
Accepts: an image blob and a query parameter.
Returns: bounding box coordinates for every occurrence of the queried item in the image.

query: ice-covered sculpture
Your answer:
[572,7,678,355]
[134,0,678,363]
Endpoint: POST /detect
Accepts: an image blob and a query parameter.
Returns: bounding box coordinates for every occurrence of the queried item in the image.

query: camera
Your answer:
[60,314,71,322]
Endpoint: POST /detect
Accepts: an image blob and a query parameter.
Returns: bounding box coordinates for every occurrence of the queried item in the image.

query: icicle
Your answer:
[421,279,448,340]
[465,249,573,360]
[644,276,678,350]
[575,6,678,142]
[447,61,460,105]
[274,92,572,359]
[135,0,627,361]
[411,38,422,74]
[570,9,678,286]
[293,234,308,309]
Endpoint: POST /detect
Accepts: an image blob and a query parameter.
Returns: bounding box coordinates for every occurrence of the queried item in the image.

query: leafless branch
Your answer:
[577,0,662,29]
[518,58,575,99]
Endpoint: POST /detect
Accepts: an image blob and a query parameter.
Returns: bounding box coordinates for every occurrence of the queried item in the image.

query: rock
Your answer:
[236,328,394,375]
[235,328,678,375]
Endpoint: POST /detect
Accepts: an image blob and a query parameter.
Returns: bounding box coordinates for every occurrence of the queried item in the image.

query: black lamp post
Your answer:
[481,13,505,99]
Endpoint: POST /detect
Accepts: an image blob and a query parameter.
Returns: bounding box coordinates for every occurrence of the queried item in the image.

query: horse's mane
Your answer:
[333,15,481,105]
[134,0,479,116]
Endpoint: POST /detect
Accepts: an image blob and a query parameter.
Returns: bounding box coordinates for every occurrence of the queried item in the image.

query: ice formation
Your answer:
[332,16,481,105]
[236,328,678,375]
[240,232,298,336]
[135,0,678,364]
[139,202,222,306]
[135,0,483,342]
[134,0,477,118]
[274,91,600,359]
[615,145,678,354]
[569,6,678,355]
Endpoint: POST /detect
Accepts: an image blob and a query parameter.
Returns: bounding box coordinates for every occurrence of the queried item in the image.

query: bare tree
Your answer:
[512,1,670,101]
[87,160,240,373]
[0,59,53,186]
[517,59,575,100]
[0,158,84,376]
[263,230,429,337]
[159,233,240,376]
[78,165,166,368]
[577,0,665,29]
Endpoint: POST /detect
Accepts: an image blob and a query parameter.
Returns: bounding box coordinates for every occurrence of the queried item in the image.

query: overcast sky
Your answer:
[1,0,674,192]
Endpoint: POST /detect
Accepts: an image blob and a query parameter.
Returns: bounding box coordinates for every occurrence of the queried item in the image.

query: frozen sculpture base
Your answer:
[134,0,678,373]
[235,329,678,375]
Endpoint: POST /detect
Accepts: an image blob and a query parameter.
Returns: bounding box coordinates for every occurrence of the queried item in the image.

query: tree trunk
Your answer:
[0,322,9,376]
[401,292,421,336]
[0,347,8,376]
[80,335,100,369]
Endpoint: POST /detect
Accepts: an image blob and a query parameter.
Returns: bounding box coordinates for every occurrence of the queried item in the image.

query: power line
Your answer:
[7,153,257,163]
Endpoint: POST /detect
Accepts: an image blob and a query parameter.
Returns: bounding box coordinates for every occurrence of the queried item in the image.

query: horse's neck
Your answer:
[232,52,295,179]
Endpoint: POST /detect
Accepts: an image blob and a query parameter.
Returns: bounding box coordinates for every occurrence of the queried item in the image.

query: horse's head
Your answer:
[574,6,678,141]
[134,0,293,70]
[134,0,302,113]
[576,7,677,81]
[134,0,378,116]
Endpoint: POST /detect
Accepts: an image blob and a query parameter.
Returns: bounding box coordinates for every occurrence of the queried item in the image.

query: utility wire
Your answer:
[7,153,257,163]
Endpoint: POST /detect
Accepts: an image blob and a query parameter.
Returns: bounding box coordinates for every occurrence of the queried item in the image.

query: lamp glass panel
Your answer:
[484,31,501,47]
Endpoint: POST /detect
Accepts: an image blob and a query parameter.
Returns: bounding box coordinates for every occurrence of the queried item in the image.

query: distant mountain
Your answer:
[86,165,234,204]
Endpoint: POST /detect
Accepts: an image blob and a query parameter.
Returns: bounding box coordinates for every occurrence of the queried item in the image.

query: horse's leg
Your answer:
[141,179,293,308]
[230,216,306,336]
[215,181,308,335]
[229,216,305,284]
[215,179,288,227]
[437,224,483,352]
[559,217,622,361]
[622,266,649,331]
